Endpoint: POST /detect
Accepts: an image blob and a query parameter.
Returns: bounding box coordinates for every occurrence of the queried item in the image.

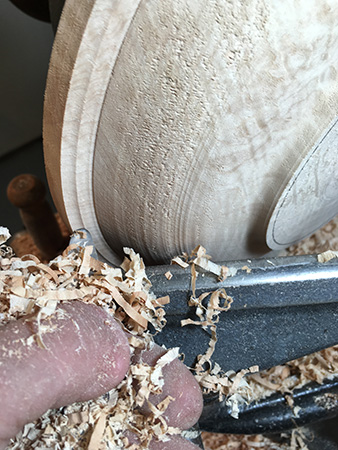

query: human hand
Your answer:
[0,301,203,449]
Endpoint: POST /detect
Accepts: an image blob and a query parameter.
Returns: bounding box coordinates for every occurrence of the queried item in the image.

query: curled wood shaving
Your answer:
[249,373,282,391]
[0,226,11,244]
[219,265,229,281]
[192,247,228,281]
[179,245,229,281]
[110,286,148,330]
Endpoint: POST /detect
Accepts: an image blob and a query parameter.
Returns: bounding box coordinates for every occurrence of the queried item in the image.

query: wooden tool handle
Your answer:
[7,174,66,261]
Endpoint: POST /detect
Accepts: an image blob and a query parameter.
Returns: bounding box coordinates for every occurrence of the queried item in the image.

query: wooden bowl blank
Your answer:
[44,0,338,265]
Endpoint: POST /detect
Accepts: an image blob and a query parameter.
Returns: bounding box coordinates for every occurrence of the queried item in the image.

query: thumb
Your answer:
[0,301,130,449]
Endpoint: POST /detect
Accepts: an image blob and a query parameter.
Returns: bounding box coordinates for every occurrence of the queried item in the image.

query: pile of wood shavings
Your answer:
[202,429,309,450]
[247,345,338,404]
[202,216,338,450]
[1,226,264,449]
[246,217,338,403]
[0,226,183,449]
[3,214,338,450]
[286,219,338,256]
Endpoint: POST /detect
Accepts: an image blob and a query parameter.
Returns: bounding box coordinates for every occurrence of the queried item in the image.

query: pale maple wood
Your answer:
[44,0,338,265]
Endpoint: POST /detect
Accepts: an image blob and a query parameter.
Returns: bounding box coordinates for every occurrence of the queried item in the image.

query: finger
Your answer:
[149,435,202,450]
[133,344,204,430]
[0,301,130,449]
[126,428,203,450]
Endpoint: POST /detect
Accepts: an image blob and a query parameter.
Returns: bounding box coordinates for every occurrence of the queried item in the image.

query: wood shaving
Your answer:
[0,227,11,244]
[317,250,338,263]
[164,271,173,280]
[171,256,189,269]
[155,296,170,306]
[219,265,229,282]
[181,245,229,282]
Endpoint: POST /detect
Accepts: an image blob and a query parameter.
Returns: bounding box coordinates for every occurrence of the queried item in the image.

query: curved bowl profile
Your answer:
[44,0,338,265]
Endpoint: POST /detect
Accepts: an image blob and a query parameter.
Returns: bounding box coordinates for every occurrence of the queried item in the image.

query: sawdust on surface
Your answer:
[1,228,177,449]
[202,216,338,450]
[0,228,259,448]
[1,215,338,449]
